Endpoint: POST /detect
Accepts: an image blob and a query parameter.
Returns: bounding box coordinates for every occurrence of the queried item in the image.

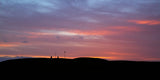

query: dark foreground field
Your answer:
[1,57,159,78]
[1,57,160,72]
[1,57,160,65]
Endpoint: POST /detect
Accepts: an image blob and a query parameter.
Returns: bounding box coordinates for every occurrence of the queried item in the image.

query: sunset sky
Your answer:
[0,0,160,61]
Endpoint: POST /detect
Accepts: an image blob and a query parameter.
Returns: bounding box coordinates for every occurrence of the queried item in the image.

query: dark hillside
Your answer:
[1,57,160,65]
[1,57,160,73]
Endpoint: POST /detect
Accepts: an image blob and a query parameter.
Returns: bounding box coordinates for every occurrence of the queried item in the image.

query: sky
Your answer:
[0,0,160,61]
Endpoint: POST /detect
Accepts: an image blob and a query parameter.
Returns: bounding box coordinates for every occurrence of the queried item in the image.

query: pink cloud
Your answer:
[128,20,160,25]
[109,26,143,32]
[0,44,19,47]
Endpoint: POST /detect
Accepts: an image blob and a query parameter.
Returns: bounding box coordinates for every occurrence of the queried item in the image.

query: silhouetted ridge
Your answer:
[0,57,109,65]
[74,57,108,64]
[1,57,160,65]
[0,58,51,64]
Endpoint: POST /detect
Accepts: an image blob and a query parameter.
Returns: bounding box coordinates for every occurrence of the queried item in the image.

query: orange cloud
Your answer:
[69,30,114,36]
[0,42,31,48]
[129,20,160,25]
[0,44,19,47]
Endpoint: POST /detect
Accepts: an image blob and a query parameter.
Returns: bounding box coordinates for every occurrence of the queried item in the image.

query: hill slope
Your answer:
[1,57,160,65]
[0,57,109,64]
[1,57,160,72]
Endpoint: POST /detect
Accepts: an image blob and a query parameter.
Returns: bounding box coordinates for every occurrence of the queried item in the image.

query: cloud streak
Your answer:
[129,20,160,25]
